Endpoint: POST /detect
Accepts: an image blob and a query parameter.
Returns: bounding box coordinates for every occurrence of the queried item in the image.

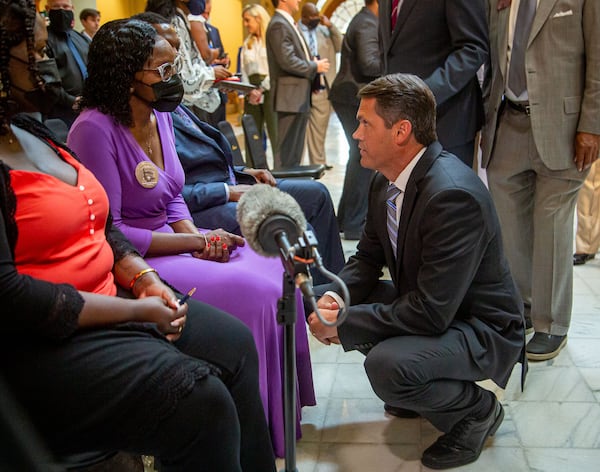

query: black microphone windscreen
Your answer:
[237,184,307,257]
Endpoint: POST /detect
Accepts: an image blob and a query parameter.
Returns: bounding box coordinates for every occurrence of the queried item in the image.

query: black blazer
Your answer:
[46,28,89,126]
[172,106,255,213]
[336,143,524,388]
[329,7,382,108]
[379,0,488,147]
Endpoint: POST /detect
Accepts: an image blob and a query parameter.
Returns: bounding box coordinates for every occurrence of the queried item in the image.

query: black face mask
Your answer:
[137,75,184,112]
[48,9,74,33]
[306,19,320,30]
[187,0,206,15]
[10,58,62,115]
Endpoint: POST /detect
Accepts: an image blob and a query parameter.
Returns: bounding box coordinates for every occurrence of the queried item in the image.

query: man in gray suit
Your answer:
[299,2,342,168]
[482,0,600,360]
[266,0,329,169]
[308,74,525,470]
[379,0,488,167]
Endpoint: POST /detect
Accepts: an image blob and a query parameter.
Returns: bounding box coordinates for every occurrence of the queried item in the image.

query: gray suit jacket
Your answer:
[329,7,381,107]
[482,0,600,169]
[266,11,317,114]
[379,0,488,148]
[334,143,525,388]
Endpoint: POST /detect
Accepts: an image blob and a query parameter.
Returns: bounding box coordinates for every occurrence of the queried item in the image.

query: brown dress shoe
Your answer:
[526,333,567,361]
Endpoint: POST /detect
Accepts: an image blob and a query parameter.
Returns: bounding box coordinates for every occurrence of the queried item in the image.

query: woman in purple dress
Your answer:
[68,19,314,458]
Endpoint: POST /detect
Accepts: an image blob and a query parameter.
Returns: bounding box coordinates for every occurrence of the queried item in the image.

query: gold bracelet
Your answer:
[199,232,209,248]
[129,268,158,290]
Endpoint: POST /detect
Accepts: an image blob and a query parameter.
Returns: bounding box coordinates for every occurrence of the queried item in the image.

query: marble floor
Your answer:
[267,114,600,472]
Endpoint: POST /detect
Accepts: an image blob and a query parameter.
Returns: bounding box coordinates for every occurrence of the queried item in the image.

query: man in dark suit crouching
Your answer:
[307,73,526,469]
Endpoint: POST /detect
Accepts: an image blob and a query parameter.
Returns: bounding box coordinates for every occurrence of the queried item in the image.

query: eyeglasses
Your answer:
[142,54,182,82]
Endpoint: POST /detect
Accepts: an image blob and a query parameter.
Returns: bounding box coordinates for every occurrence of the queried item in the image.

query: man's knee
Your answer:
[364,342,419,401]
[364,345,399,400]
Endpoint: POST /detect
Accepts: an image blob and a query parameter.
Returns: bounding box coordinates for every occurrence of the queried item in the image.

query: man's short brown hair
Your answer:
[358,73,438,146]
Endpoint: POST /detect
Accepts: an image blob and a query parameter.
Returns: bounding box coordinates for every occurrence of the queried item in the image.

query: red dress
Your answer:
[11,145,116,296]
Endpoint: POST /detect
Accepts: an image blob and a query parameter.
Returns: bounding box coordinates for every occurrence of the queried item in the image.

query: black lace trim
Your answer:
[105,213,140,263]
[43,283,84,340]
[0,162,17,257]
[129,356,221,434]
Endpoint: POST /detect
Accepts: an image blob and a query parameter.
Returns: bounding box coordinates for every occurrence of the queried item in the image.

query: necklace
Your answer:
[145,112,155,156]
[0,123,15,145]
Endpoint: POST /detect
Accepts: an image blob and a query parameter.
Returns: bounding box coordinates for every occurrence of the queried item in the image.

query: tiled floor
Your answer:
[270,114,600,471]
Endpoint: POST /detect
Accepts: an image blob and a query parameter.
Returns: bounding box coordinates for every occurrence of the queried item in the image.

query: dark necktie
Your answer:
[66,31,87,80]
[386,183,402,257]
[508,0,536,96]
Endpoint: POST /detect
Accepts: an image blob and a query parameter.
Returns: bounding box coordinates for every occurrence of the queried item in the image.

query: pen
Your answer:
[178,287,196,305]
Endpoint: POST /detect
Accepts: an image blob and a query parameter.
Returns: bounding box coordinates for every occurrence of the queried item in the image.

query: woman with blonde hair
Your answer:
[241,3,277,153]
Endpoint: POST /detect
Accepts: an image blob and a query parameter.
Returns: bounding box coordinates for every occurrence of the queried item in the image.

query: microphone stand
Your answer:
[279,269,298,472]
[275,231,315,472]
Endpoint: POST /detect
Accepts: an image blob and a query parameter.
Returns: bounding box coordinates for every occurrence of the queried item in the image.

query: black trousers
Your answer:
[315,281,493,433]
[446,140,476,169]
[274,111,309,169]
[1,297,276,472]
[332,100,375,237]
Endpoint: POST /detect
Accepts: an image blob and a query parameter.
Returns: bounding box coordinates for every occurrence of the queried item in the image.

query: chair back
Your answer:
[217,121,246,167]
[240,114,267,169]
[241,114,326,179]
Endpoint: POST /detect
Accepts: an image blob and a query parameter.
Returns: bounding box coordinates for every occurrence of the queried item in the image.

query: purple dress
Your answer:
[69,109,315,457]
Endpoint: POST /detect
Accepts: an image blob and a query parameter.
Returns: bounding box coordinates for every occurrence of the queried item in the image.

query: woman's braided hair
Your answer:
[0,0,42,136]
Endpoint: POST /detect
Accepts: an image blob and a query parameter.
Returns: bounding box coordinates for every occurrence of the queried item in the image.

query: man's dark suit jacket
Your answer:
[335,143,524,388]
[46,28,89,128]
[379,0,488,148]
[172,106,255,213]
[329,6,381,108]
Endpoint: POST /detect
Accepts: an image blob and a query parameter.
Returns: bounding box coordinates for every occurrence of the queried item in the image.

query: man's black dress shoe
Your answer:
[526,333,567,361]
[421,397,504,470]
[324,164,333,170]
[573,253,595,265]
[384,404,420,419]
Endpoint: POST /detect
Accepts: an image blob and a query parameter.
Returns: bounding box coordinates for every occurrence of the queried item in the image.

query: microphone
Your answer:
[237,184,315,300]
[237,185,350,327]
[237,184,307,259]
